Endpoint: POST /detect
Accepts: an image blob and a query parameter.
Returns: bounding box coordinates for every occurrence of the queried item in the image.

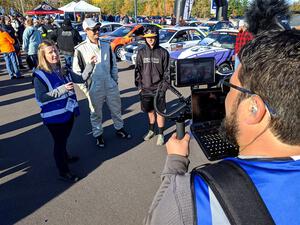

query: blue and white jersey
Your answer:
[34,69,79,124]
[193,157,300,225]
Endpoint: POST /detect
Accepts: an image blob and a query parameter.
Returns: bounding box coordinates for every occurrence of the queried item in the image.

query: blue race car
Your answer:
[170,29,238,73]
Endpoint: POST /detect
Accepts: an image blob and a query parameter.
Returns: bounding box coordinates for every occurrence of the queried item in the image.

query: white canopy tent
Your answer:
[58,1,77,12]
[60,1,100,13]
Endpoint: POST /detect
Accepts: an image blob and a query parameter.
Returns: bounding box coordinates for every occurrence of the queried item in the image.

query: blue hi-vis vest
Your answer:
[193,157,300,225]
[34,69,79,124]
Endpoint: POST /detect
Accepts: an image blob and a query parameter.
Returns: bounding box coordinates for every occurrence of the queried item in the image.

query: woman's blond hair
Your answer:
[37,40,61,73]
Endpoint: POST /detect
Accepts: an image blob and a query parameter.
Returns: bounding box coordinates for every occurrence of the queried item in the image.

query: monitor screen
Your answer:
[192,89,225,124]
[175,57,215,87]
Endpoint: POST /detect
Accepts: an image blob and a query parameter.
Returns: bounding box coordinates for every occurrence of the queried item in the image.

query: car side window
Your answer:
[112,24,121,31]
[189,30,203,41]
[171,31,189,43]
[100,26,109,33]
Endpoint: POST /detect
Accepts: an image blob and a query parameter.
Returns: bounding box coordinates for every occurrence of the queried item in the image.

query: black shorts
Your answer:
[140,92,166,113]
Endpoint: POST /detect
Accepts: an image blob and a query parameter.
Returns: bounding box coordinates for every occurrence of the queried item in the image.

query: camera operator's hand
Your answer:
[166,133,190,157]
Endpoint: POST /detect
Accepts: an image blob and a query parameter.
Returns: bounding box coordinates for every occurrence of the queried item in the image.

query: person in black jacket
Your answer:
[135,26,169,146]
[54,18,82,68]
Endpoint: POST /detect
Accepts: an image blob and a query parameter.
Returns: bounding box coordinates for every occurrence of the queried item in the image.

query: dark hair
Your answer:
[245,0,290,35]
[238,29,300,145]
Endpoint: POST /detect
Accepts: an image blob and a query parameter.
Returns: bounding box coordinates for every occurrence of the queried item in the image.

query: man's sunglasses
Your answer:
[88,26,100,33]
[220,79,277,118]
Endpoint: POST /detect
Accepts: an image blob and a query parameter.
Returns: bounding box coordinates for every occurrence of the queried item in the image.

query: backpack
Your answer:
[191,160,275,225]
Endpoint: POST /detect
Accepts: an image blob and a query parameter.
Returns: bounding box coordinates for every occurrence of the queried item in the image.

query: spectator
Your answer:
[2,16,25,69]
[33,40,96,182]
[144,29,300,225]
[160,17,167,25]
[33,17,44,35]
[0,26,22,79]
[76,13,81,22]
[122,14,129,24]
[234,20,253,70]
[41,15,56,41]
[73,18,131,148]
[107,14,114,22]
[135,26,169,146]
[171,14,176,26]
[53,18,82,68]
[115,13,121,23]
[178,16,186,26]
[23,18,42,70]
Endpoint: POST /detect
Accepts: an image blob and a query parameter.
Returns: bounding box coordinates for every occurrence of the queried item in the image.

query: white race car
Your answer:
[120,27,207,65]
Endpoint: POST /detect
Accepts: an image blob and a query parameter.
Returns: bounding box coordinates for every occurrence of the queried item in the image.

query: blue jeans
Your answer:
[64,55,73,69]
[3,52,21,78]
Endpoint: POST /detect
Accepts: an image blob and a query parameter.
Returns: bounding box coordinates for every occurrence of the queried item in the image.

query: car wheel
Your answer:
[217,62,232,74]
[114,45,123,60]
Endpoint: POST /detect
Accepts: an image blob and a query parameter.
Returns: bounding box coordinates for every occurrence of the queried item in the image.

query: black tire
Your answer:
[114,45,123,60]
[217,62,232,74]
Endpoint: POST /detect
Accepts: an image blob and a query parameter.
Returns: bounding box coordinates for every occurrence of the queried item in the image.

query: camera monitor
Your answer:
[175,57,215,87]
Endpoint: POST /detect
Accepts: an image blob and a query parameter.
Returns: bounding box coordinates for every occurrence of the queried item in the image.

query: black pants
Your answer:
[26,54,38,70]
[46,117,74,175]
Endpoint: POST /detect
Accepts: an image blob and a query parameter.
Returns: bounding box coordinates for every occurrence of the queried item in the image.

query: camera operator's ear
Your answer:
[246,95,266,124]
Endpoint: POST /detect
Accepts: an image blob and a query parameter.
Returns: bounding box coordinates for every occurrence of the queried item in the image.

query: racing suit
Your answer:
[73,38,123,138]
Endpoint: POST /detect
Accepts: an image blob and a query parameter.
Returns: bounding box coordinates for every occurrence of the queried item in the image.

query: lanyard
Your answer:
[53,69,71,84]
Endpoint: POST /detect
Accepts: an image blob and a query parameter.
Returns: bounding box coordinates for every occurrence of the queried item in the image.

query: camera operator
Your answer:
[144,29,300,225]
[135,26,170,146]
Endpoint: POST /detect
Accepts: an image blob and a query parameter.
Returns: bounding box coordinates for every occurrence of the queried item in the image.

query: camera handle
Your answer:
[154,80,192,140]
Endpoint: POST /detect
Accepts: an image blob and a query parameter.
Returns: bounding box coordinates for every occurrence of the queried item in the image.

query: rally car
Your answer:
[169,29,238,74]
[101,23,162,59]
[120,27,206,65]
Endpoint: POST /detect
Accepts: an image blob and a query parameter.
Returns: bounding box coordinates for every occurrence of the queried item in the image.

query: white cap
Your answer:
[82,18,101,31]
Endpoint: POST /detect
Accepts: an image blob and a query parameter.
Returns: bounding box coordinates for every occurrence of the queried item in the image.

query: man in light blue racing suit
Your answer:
[73,18,131,148]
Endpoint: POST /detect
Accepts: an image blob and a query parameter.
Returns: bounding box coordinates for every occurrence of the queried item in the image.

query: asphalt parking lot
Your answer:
[0,58,209,225]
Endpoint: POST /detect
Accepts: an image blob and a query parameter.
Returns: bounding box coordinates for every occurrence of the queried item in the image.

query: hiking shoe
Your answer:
[144,130,155,141]
[116,128,131,139]
[59,172,80,183]
[67,155,80,164]
[156,134,164,146]
[96,135,105,148]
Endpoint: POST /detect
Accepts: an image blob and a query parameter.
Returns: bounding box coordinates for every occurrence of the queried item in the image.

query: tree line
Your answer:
[1,0,300,18]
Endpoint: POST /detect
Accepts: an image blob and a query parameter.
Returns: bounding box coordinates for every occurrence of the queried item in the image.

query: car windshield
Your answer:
[211,22,234,31]
[159,29,177,43]
[199,32,236,49]
[110,26,134,37]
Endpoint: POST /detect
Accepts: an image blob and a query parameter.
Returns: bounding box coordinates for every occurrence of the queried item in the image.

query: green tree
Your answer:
[191,0,210,18]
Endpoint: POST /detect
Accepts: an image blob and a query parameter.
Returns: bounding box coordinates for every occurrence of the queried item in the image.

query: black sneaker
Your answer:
[59,172,80,183]
[116,128,131,139]
[96,135,105,148]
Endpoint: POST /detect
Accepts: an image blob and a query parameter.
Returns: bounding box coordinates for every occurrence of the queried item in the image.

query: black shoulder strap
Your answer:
[28,29,36,39]
[192,160,275,225]
[109,46,113,72]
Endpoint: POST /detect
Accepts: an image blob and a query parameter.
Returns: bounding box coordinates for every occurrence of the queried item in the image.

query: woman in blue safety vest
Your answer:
[33,40,96,183]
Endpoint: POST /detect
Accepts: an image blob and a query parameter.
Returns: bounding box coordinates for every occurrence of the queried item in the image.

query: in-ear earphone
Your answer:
[251,105,258,114]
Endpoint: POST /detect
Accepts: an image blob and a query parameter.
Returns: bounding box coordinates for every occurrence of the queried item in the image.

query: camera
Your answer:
[173,57,216,87]
[156,57,238,160]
